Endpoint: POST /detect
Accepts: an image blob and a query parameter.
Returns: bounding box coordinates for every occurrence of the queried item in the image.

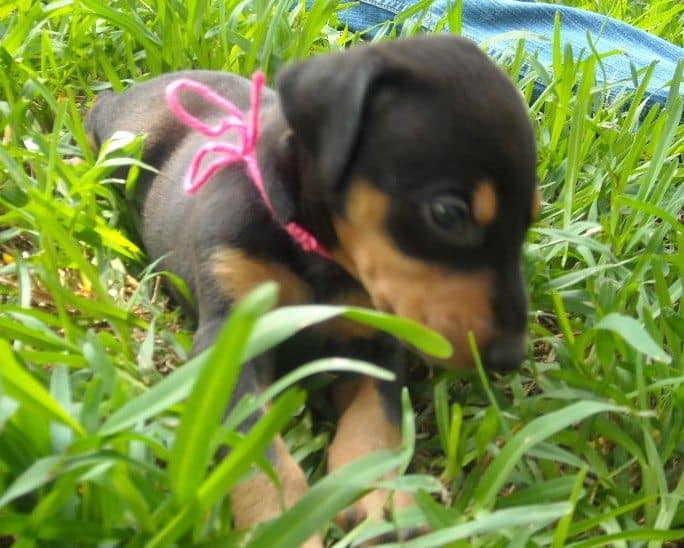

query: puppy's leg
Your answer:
[229,435,317,533]
[227,386,322,547]
[328,374,416,535]
[195,314,321,545]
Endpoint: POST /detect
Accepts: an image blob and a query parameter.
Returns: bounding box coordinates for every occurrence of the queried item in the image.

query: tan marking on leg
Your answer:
[212,247,311,306]
[330,182,494,370]
[86,131,98,152]
[328,377,414,532]
[230,436,323,547]
[532,188,542,219]
[472,179,498,226]
[329,377,401,470]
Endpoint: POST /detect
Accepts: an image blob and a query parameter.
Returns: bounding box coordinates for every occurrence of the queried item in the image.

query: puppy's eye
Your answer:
[423,194,470,233]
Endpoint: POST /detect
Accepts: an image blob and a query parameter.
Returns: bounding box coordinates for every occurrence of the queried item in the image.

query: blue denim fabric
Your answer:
[337,0,683,107]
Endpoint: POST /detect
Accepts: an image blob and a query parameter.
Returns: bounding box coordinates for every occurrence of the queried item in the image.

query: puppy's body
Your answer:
[87,36,537,542]
[88,71,364,355]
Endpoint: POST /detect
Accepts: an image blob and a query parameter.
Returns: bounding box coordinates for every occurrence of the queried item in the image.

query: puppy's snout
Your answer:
[483,332,526,373]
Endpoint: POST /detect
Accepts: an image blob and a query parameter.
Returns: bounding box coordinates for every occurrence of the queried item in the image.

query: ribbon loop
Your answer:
[165,71,331,259]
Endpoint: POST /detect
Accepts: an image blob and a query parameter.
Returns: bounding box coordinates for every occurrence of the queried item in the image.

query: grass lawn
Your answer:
[1,0,683,546]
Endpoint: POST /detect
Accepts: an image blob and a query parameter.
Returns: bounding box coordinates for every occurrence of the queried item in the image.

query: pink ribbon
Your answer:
[165,72,331,259]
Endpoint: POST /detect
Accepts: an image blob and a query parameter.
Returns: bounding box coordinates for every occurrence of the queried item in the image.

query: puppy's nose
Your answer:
[483,333,526,373]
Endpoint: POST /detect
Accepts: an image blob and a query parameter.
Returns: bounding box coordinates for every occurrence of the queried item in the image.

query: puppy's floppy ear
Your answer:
[276,48,386,189]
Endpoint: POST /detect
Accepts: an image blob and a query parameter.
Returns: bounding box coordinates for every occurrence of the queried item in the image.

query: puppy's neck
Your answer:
[254,105,299,223]
[258,104,337,256]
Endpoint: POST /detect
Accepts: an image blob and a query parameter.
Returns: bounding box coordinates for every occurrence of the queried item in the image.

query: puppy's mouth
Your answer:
[375,293,526,373]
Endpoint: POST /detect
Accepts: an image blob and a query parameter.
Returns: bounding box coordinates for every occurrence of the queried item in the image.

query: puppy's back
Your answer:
[85,71,272,165]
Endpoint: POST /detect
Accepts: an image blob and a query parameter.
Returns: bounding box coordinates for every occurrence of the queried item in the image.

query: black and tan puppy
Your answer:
[86,35,538,543]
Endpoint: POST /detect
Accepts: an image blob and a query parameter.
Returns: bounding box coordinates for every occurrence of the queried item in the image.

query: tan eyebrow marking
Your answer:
[472,180,498,226]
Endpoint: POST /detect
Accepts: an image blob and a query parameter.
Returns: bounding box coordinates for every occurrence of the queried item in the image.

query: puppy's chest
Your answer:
[211,246,381,373]
[269,259,385,371]
[211,244,365,306]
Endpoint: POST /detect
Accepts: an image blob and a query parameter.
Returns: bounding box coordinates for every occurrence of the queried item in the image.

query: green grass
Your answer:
[547,0,683,46]
[0,0,683,546]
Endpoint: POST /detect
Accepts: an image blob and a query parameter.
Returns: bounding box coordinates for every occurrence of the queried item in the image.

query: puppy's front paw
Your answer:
[231,436,324,547]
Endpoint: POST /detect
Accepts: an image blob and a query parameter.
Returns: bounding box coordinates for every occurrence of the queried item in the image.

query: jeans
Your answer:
[337,0,683,107]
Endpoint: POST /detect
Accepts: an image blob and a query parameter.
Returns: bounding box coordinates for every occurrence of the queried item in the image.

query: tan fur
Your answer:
[472,180,498,226]
[85,132,98,152]
[328,378,414,533]
[211,247,311,305]
[329,377,402,470]
[331,182,494,369]
[230,436,323,547]
[532,188,542,219]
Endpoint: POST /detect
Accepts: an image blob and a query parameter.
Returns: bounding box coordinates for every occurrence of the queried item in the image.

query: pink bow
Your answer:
[165,71,331,259]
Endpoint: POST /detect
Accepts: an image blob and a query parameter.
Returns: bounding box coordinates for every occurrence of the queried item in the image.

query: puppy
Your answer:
[86,35,538,544]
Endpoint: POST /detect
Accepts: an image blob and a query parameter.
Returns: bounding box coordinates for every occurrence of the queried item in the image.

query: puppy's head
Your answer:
[277,36,538,373]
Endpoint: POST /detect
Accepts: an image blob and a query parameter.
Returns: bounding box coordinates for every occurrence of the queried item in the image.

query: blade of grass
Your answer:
[147,387,306,548]
[168,282,278,503]
[379,502,572,547]
[100,303,448,436]
[249,390,415,547]
[0,339,84,437]
[473,401,629,511]
[594,313,671,364]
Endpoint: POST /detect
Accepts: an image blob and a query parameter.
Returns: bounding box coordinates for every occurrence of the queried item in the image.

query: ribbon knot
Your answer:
[165,72,331,259]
